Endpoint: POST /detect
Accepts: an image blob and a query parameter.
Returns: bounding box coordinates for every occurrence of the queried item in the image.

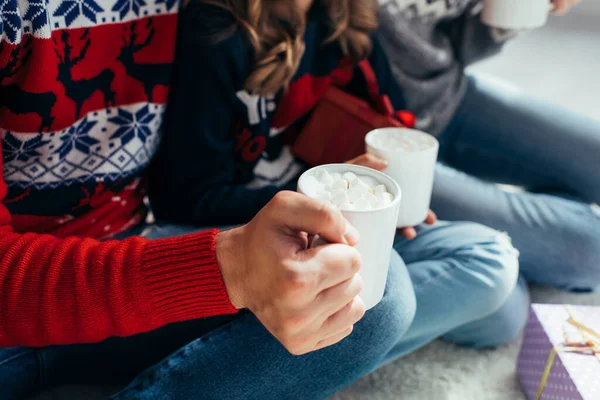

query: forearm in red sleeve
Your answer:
[0,218,238,347]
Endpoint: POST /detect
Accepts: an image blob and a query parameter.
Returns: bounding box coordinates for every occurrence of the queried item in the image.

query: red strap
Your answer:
[357,59,380,104]
[355,60,414,124]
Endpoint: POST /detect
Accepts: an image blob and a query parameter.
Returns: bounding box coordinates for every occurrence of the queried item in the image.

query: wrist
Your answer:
[215,228,246,309]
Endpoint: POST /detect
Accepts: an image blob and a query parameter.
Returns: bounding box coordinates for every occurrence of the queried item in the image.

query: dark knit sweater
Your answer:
[151,1,408,226]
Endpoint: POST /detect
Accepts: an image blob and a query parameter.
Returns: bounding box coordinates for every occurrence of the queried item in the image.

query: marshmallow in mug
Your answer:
[302,170,394,211]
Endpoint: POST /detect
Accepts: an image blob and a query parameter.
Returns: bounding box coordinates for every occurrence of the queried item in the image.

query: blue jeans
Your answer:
[433,74,600,291]
[0,221,527,399]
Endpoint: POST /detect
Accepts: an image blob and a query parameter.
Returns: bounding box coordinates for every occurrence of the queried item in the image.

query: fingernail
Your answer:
[344,223,360,245]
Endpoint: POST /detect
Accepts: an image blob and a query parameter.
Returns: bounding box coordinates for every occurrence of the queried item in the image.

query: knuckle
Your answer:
[353,297,367,321]
[344,325,354,338]
[287,348,302,356]
[287,346,306,356]
[349,248,362,271]
[283,314,309,333]
[283,266,316,294]
[318,202,339,226]
[270,191,293,209]
[284,337,309,356]
[284,269,309,292]
[353,274,364,294]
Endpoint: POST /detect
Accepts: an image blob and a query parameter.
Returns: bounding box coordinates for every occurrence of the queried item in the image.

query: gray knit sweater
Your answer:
[377,0,517,135]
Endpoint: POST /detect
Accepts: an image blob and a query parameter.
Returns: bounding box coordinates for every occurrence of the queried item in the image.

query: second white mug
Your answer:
[366,128,439,229]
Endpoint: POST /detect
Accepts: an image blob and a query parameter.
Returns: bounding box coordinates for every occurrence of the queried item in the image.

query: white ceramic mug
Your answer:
[297,164,401,310]
[366,128,438,228]
[481,0,553,29]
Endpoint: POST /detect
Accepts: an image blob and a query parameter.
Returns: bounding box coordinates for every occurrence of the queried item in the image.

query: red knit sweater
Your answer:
[0,220,237,347]
[0,0,237,347]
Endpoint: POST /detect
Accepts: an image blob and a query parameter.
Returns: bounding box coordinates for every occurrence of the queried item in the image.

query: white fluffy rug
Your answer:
[331,287,600,400]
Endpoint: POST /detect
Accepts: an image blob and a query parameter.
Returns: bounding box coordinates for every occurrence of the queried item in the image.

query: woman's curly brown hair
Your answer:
[208,0,377,96]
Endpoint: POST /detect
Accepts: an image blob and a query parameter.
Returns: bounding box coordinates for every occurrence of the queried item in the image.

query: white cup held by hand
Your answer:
[366,128,439,229]
[481,0,553,29]
[297,164,401,310]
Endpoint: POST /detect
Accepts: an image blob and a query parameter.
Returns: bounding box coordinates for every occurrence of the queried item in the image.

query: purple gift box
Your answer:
[517,304,600,400]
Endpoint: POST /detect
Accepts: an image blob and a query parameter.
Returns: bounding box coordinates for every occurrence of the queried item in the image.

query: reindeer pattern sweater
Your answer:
[0,0,236,346]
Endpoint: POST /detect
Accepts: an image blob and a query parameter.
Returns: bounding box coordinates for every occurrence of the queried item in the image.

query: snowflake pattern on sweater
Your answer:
[0,0,240,349]
[0,0,178,237]
[1,0,177,42]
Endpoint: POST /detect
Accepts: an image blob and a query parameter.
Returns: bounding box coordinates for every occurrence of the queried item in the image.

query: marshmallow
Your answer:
[343,172,357,182]
[377,192,394,207]
[305,169,394,211]
[347,188,365,203]
[358,175,380,190]
[349,177,370,192]
[330,179,349,191]
[316,169,334,186]
[374,185,387,195]
[314,183,326,193]
[364,192,379,208]
[331,191,349,206]
[315,169,328,181]
[331,188,346,197]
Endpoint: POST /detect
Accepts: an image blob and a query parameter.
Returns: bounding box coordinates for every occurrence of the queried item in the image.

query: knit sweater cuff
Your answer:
[141,229,238,326]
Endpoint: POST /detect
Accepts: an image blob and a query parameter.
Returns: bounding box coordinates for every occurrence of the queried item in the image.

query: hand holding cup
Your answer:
[216,192,366,355]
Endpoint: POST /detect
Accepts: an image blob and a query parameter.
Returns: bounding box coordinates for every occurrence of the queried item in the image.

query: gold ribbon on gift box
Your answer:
[535,305,600,400]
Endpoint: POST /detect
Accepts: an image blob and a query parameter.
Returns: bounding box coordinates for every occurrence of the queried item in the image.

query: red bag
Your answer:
[291,60,415,166]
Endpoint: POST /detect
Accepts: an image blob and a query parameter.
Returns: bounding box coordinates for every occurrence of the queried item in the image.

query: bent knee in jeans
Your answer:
[444,275,530,349]
[0,347,39,399]
[408,222,521,320]
[466,226,520,315]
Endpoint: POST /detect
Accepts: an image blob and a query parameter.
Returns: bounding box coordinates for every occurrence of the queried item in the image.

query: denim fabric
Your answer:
[1,220,525,399]
[433,74,600,291]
